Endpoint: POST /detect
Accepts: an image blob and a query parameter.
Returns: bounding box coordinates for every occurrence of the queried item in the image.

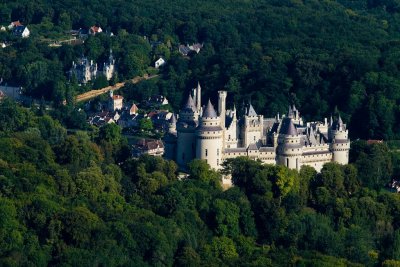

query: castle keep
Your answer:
[164,83,350,172]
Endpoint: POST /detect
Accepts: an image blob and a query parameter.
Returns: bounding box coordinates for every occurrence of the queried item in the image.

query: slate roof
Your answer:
[279,118,298,136]
[202,99,218,118]
[246,103,257,116]
[169,113,177,124]
[182,94,196,112]
[13,25,27,36]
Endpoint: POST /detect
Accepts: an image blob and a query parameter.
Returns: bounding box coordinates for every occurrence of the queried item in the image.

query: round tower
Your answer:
[196,100,223,170]
[163,113,177,160]
[176,94,199,168]
[277,118,302,170]
[331,115,350,165]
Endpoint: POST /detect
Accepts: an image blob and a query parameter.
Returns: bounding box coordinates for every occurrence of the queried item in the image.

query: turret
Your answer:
[277,118,302,170]
[330,114,350,165]
[196,100,223,169]
[242,102,263,147]
[176,94,199,168]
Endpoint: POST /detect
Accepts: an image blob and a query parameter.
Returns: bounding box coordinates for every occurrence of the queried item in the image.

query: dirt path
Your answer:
[75,74,159,102]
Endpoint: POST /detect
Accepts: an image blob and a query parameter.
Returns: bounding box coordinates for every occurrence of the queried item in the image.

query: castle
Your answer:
[70,50,115,84]
[164,83,350,173]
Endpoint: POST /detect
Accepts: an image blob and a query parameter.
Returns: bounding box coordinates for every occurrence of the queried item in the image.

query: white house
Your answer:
[154,57,166,69]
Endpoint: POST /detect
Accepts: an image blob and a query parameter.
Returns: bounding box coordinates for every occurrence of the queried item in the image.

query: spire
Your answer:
[337,114,344,131]
[329,114,333,126]
[246,102,257,116]
[196,81,201,111]
[231,104,237,121]
[288,105,293,118]
[309,126,317,145]
[332,114,344,131]
[169,113,177,124]
[202,99,218,118]
[183,94,196,112]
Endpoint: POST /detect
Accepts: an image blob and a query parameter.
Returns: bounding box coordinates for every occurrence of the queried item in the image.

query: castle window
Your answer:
[217,159,219,165]
[217,149,219,156]
[229,135,231,139]
[205,149,208,156]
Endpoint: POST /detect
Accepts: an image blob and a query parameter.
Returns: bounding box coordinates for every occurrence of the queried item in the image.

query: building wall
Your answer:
[196,133,223,169]
[177,130,196,167]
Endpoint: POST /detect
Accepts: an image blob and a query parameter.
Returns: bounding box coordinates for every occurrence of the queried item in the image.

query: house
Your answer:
[70,56,98,84]
[132,139,164,157]
[145,95,169,107]
[129,103,139,115]
[0,26,6,31]
[0,85,22,100]
[179,43,204,56]
[154,57,166,69]
[102,49,115,80]
[8,20,22,30]
[13,26,30,38]
[188,43,203,53]
[89,26,102,35]
[178,45,191,56]
[1,43,6,48]
[109,91,123,111]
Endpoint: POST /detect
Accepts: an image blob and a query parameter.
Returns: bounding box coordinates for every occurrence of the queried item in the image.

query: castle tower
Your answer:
[103,49,116,80]
[277,118,302,170]
[196,100,223,169]
[164,113,177,160]
[330,114,350,165]
[176,94,199,168]
[225,105,239,148]
[218,91,227,147]
[242,102,263,147]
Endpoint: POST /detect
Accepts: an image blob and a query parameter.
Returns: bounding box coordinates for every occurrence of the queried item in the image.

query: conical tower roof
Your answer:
[202,99,218,118]
[246,102,257,116]
[338,114,343,127]
[183,94,196,112]
[332,114,344,130]
[279,117,298,136]
[169,113,177,124]
[288,105,293,118]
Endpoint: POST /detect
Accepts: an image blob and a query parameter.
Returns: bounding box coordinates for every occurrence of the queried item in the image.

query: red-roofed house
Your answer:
[89,26,103,35]
[8,20,22,29]
[109,90,123,111]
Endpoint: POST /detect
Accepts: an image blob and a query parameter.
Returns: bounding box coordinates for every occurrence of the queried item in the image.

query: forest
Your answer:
[0,98,400,266]
[2,0,400,265]
[1,0,400,139]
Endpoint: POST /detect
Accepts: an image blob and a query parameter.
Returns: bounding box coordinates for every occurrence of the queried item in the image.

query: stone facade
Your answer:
[164,83,350,174]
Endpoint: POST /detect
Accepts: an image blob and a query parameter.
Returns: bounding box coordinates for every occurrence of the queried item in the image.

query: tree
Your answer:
[138,118,153,132]
[98,123,122,145]
[188,159,221,187]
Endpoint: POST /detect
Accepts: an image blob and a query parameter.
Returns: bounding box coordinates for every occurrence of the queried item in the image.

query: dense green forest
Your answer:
[1,97,400,265]
[3,1,400,265]
[2,0,400,139]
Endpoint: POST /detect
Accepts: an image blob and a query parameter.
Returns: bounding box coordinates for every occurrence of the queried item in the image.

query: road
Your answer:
[75,74,159,102]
